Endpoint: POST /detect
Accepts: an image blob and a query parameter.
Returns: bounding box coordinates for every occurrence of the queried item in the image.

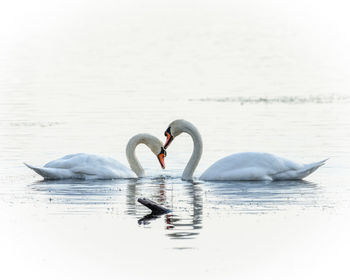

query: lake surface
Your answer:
[1,1,350,279]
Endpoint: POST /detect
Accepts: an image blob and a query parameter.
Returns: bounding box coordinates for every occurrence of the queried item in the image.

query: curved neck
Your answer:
[181,122,203,181]
[125,135,150,177]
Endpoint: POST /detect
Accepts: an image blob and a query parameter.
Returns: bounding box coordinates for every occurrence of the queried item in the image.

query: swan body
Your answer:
[25,133,166,180]
[25,154,136,180]
[199,152,327,181]
[164,119,326,181]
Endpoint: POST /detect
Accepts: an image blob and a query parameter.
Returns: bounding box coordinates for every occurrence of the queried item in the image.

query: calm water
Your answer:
[1,1,350,279]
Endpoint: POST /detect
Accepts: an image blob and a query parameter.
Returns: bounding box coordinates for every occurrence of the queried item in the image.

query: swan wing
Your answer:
[271,159,327,180]
[24,163,76,179]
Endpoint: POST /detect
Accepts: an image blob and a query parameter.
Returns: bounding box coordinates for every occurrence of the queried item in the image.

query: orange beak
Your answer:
[157,153,166,169]
[164,131,173,149]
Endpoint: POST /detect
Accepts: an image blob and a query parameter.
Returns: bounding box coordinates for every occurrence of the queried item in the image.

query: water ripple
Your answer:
[189,95,349,104]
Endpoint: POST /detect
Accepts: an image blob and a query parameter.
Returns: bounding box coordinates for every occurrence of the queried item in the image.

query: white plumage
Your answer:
[25,133,165,180]
[199,152,327,181]
[25,153,136,180]
[164,119,327,181]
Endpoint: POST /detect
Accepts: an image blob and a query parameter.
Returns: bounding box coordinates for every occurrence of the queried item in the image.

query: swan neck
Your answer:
[126,136,145,177]
[182,124,203,181]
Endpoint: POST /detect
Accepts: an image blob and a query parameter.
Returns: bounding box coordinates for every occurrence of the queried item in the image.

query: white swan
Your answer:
[163,119,327,181]
[25,133,166,180]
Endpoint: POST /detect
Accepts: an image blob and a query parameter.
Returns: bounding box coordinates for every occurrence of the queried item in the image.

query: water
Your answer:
[1,1,350,279]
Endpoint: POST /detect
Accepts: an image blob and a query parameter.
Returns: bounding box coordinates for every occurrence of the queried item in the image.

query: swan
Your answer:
[163,119,327,181]
[25,133,167,180]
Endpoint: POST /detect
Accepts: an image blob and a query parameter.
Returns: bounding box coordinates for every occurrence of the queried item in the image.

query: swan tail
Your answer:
[303,158,328,170]
[273,159,328,180]
[24,162,73,180]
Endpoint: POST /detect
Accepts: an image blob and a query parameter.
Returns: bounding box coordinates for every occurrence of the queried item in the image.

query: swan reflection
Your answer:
[28,178,136,211]
[163,183,203,240]
[28,177,322,244]
[203,179,322,213]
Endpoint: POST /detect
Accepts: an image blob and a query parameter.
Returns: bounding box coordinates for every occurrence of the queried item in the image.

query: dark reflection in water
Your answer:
[137,214,161,225]
[27,178,323,245]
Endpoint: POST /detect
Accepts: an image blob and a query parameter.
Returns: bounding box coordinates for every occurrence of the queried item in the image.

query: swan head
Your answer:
[164,119,190,149]
[163,120,202,181]
[127,134,167,171]
[146,137,167,169]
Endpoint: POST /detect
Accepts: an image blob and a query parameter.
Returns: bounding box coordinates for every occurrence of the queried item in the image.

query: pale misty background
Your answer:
[0,1,350,280]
